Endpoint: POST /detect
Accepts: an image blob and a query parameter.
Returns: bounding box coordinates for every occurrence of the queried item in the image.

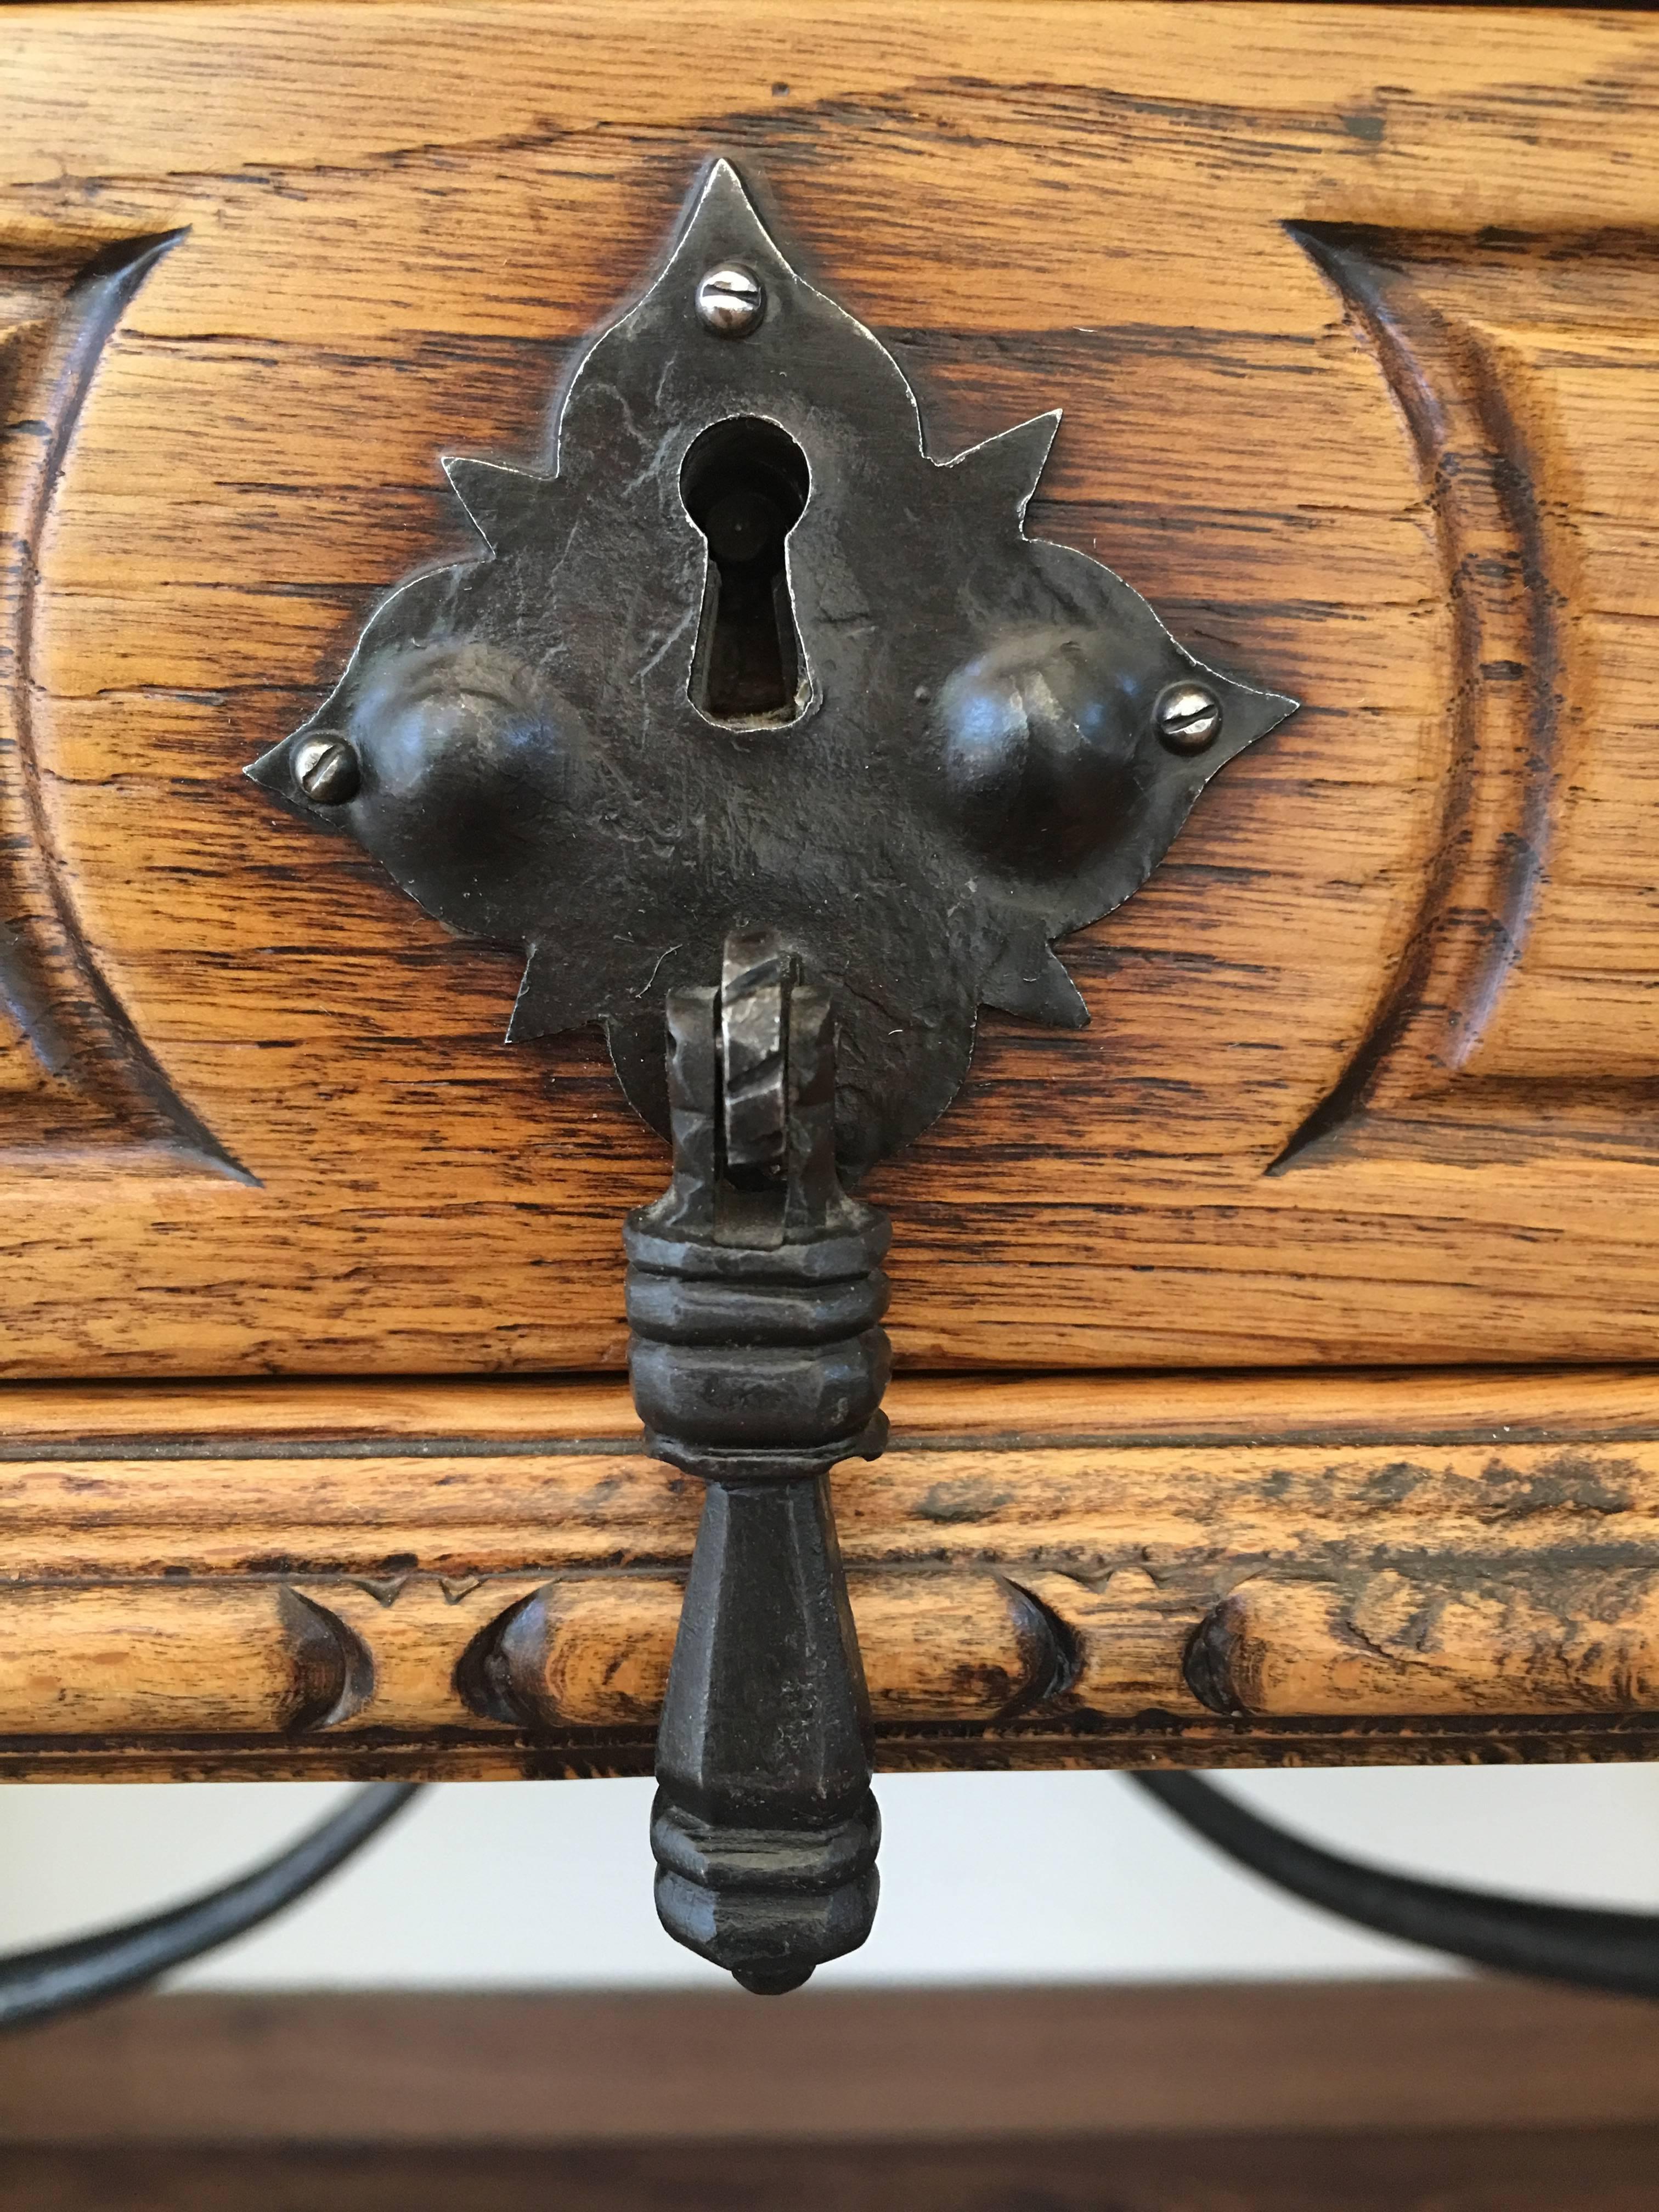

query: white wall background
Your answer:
[2,1765,1655,1990]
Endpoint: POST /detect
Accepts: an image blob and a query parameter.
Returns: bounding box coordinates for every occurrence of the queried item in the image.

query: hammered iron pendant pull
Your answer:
[625,935,888,1991]
[244,155,1297,1991]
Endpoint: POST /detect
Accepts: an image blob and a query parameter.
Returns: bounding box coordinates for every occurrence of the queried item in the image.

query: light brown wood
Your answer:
[8,1362,1659,1448]
[0,1582,368,1736]
[5,7,1659,1373]
[1197,1574,1659,1719]
[5,1367,1659,1778]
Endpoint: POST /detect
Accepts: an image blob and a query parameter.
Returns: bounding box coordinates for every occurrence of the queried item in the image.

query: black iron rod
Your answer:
[1135,1769,1659,2000]
[0,1781,419,2030]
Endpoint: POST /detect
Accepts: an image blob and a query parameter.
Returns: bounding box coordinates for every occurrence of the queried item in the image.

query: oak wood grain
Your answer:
[0,1581,368,1736]
[1192,1575,1659,1719]
[7,1367,1659,1778]
[4,7,1659,1372]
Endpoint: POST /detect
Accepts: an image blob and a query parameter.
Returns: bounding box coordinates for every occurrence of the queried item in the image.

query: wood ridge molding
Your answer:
[7,1368,1659,1776]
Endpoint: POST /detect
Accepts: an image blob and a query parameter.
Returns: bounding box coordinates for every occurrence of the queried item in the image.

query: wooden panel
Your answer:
[0,7,1658,1372]
[8,1367,1659,1778]
[9,1982,1659,2146]
[0,230,236,1169]
[9,2133,1659,2212]
[1274,231,1659,1166]
[11,1984,1659,2209]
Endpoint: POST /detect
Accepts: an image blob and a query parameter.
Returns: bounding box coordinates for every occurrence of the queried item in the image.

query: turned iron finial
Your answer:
[626,935,887,1992]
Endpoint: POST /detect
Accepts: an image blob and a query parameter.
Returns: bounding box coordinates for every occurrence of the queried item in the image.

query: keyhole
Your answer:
[681,417,811,726]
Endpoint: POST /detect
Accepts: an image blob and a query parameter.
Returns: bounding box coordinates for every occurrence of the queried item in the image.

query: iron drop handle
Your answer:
[242,155,1297,1995]
[219,145,1659,2020]
[625,933,889,1993]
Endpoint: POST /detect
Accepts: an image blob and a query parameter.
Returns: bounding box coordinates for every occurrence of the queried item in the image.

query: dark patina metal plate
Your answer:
[247,159,1295,1172]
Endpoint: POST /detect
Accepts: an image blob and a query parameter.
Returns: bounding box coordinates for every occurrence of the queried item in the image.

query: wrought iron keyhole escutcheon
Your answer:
[681,416,813,726]
[246,158,1297,1991]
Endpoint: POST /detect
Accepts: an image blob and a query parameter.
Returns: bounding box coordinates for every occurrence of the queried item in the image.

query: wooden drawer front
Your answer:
[7,6,1659,1377]
[8,1369,1659,1780]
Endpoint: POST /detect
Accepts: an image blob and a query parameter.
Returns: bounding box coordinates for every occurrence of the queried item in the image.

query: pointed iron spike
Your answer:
[943,411,1062,519]
[244,723,361,823]
[980,934,1090,1029]
[701,153,748,199]
[505,947,595,1045]
[1254,685,1301,733]
[1210,675,1301,763]
[687,154,768,235]
[1154,659,1299,776]
[441,455,547,551]
[243,734,296,798]
[670,151,796,283]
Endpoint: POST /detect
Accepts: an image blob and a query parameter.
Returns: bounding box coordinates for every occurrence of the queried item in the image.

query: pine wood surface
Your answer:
[5,4,1659,1375]
[8,1365,1659,1777]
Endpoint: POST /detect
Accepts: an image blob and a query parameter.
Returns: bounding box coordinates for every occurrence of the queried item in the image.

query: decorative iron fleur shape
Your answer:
[247,159,1296,1173]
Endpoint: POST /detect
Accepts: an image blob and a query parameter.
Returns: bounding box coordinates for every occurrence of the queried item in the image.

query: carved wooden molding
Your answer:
[1282,224,1659,1170]
[0,229,244,1175]
[6,1370,1659,1780]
